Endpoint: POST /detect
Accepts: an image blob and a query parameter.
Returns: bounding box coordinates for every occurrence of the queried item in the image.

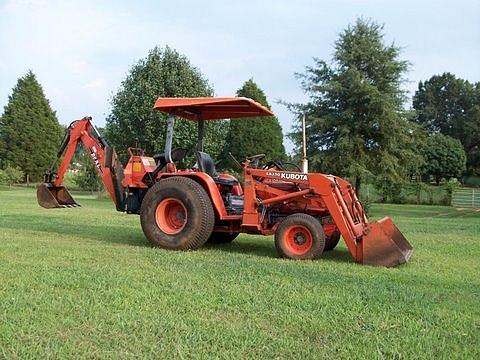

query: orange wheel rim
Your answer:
[155,198,187,235]
[284,225,313,255]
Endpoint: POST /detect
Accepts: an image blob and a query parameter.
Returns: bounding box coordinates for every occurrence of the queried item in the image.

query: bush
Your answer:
[443,178,461,205]
[376,179,406,203]
[359,194,372,216]
[0,165,23,186]
[72,162,103,193]
[362,181,449,205]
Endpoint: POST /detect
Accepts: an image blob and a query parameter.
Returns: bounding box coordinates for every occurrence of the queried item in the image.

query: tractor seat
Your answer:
[196,151,239,186]
[153,148,188,166]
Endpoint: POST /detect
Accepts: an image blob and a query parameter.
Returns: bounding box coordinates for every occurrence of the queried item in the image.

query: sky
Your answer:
[0,0,479,153]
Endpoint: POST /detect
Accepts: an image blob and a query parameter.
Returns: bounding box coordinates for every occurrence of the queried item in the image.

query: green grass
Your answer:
[0,186,479,359]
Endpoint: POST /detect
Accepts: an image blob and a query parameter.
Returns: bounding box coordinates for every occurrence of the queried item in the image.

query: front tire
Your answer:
[140,177,214,250]
[275,214,325,260]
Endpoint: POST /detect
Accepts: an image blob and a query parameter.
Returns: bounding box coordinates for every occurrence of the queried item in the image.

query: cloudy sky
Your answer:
[0,0,479,152]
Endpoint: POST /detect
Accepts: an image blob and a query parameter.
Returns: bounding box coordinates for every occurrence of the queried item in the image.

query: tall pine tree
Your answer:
[288,19,418,194]
[0,71,63,181]
[219,79,286,168]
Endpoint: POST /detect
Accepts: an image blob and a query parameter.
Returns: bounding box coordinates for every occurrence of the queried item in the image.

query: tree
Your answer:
[288,19,417,194]
[413,73,480,175]
[72,146,104,192]
[105,46,228,163]
[219,79,286,168]
[421,134,466,184]
[0,71,63,181]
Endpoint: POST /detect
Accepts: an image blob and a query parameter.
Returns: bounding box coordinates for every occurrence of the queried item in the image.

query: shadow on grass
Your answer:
[205,237,353,263]
[204,239,277,258]
[0,214,148,247]
[1,211,355,263]
[321,248,353,263]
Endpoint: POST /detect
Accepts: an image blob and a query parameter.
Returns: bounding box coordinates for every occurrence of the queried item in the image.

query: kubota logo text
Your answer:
[266,171,308,181]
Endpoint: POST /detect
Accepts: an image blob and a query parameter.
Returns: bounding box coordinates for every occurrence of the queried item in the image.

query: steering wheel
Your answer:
[246,154,265,168]
[246,154,266,161]
[280,162,302,172]
[263,160,302,172]
[229,153,266,169]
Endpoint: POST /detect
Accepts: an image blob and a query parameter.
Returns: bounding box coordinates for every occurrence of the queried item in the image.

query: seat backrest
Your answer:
[196,151,218,178]
[153,148,188,166]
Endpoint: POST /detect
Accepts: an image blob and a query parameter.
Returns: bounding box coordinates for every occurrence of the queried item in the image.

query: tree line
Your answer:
[0,48,286,185]
[0,19,478,194]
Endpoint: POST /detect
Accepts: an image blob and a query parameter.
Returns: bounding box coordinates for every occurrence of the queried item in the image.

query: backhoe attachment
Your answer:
[37,182,79,208]
[36,117,124,211]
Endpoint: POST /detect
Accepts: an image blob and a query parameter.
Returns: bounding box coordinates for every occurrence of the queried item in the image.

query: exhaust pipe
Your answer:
[37,183,80,208]
[361,217,413,267]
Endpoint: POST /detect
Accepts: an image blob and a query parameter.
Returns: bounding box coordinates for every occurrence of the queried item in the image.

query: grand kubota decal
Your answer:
[266,171,308,181]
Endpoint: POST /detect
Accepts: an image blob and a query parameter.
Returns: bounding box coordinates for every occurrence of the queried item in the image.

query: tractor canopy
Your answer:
[153,97,274,164]
[153,97,273,120]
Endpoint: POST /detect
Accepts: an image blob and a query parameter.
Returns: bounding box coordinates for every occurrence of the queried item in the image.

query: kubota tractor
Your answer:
[37,97,412,267]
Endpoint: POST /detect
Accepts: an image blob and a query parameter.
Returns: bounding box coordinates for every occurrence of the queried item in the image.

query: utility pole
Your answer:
[301,113,308,173]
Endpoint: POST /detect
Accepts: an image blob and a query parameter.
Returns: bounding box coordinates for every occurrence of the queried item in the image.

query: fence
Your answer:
[451,188,480,208]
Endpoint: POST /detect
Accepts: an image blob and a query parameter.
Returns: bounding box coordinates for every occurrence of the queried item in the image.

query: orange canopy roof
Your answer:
[153,97,274,121]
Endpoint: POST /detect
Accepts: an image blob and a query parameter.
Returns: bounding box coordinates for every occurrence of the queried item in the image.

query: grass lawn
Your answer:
[0,186,479,359]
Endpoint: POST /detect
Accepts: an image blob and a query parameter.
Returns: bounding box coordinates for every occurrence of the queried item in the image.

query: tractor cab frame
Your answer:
[157,96,273,169]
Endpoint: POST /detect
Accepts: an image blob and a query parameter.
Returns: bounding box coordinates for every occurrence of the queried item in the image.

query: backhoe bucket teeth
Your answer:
[37,183,80,209]
[362,217,413,267]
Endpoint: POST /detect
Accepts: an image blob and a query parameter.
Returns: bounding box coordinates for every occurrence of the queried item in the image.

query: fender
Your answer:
[157,171,229,219]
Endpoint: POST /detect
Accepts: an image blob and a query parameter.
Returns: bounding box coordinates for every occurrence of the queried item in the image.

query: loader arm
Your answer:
[244,167,412,267]
[37,117,125,210]
[311,174,413,267]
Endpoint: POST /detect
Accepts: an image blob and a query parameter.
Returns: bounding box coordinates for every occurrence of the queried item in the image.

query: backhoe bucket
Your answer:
[37,183,80,209]
[362,217,413,267]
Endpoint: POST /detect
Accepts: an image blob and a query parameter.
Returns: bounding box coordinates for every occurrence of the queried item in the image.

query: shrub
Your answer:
[376,179,406,204]
[443,178,461,205]
[72,162,103,193]
[0,165,23,186]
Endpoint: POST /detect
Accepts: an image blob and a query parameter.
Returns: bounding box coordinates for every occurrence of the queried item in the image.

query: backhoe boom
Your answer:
[37,117,124,210]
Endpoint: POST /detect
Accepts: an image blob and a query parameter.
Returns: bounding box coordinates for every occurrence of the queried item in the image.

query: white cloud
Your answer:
[83,78,106,90]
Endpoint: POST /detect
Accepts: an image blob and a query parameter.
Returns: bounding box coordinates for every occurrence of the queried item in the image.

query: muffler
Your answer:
[37,183,80,208]
[362,217,413,267]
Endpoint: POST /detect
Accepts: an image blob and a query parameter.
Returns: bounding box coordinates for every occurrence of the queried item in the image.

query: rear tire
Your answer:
[207,232,239,244]
[324,231,341,251]
[140,177,214,250]
[275,214,325,260]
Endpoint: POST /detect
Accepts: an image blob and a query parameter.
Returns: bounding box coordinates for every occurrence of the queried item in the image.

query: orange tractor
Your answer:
[37,97,412,267]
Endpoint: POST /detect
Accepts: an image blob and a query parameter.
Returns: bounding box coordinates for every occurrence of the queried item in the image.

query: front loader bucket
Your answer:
[362,217,413,267]
[37,183,80,209]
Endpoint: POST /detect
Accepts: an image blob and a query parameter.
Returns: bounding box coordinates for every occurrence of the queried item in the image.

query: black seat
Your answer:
[196,151,218,178]
[196,151,238,186]
[153,148,188,167]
